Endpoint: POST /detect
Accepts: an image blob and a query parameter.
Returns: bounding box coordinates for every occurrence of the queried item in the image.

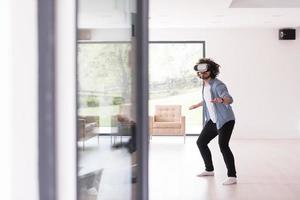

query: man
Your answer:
[189,58,237,185]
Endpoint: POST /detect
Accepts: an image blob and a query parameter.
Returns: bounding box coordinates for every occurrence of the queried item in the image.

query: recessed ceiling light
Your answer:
[272,14,282,17]
[215,14,225,17]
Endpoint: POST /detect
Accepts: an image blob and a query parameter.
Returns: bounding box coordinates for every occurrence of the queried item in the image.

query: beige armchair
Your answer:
[78,116,100,150]
[111,104,133,135]
[149,105,186,143]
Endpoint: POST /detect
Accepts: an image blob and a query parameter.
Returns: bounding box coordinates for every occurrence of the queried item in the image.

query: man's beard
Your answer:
[199,75,210,80]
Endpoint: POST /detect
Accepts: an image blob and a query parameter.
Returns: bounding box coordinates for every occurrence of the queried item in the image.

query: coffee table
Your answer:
[92,126,119,144]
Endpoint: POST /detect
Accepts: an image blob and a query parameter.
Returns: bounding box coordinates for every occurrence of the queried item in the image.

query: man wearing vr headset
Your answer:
[189,58,237,185]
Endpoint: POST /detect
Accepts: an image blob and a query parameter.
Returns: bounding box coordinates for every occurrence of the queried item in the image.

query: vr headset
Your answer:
[194,63,209,73]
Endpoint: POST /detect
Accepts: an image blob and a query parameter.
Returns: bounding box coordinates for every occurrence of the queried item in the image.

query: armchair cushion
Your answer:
[149,105,186,139]
[155,105,181,122]
[153,122,182,129]
[85,122,97,132]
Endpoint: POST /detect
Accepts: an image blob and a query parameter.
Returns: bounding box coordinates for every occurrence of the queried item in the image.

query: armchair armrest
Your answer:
[181,116,185,122]
[78,118,86,139]
[149,116,154,135]
[181,116,186,133]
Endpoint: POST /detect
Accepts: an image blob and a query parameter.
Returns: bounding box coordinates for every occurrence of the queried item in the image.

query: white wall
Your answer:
[150,28,300,139]
[10,0,39,199]
[0,0,12,199]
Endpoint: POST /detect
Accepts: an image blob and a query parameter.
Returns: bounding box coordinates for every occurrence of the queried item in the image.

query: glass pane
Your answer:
[149,43,204,133]
[77,1,137,200]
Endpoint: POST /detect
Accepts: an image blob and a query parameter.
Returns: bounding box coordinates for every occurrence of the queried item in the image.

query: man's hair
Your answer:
[197,58,220,79]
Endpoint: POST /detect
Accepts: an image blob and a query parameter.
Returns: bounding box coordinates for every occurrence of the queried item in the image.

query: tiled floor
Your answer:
[149,136,300,200]
[78,136,300,200]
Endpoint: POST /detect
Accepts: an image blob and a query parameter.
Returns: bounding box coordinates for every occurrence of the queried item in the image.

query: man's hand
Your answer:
[189,102,203,110]
[211,97,224,104]
[189,105,198,110]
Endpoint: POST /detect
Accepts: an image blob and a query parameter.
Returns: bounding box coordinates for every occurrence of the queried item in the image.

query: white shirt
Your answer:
[203,84,217,123]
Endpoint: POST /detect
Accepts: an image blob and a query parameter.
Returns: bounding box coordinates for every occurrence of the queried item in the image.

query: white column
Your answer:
[55,0,77,200]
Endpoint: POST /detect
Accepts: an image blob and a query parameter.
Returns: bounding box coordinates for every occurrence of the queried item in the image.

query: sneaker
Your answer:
[196,171,214,177]
[222,177,237,185]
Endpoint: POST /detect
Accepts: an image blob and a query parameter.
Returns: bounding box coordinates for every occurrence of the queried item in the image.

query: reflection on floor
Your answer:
[79,168,103,200]
[78,136,132,200]
[150,136,300,200]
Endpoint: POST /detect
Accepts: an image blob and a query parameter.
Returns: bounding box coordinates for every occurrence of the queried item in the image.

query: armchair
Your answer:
[149,105,186,143]
[78,116,100,150]
[111,104,133,136]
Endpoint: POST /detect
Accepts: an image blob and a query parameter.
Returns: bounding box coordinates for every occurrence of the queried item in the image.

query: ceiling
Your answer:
[78,0,300,29]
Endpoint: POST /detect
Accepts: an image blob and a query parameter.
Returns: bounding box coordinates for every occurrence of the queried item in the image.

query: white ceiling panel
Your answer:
[149,0,300,28]
[78,0,300,29]
[230,0,300,8]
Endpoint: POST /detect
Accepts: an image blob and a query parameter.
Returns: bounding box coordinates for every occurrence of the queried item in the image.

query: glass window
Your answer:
[77,42,136,200]
[149,42,204,133]
[78,43,132,127]
[77,0,138,198]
